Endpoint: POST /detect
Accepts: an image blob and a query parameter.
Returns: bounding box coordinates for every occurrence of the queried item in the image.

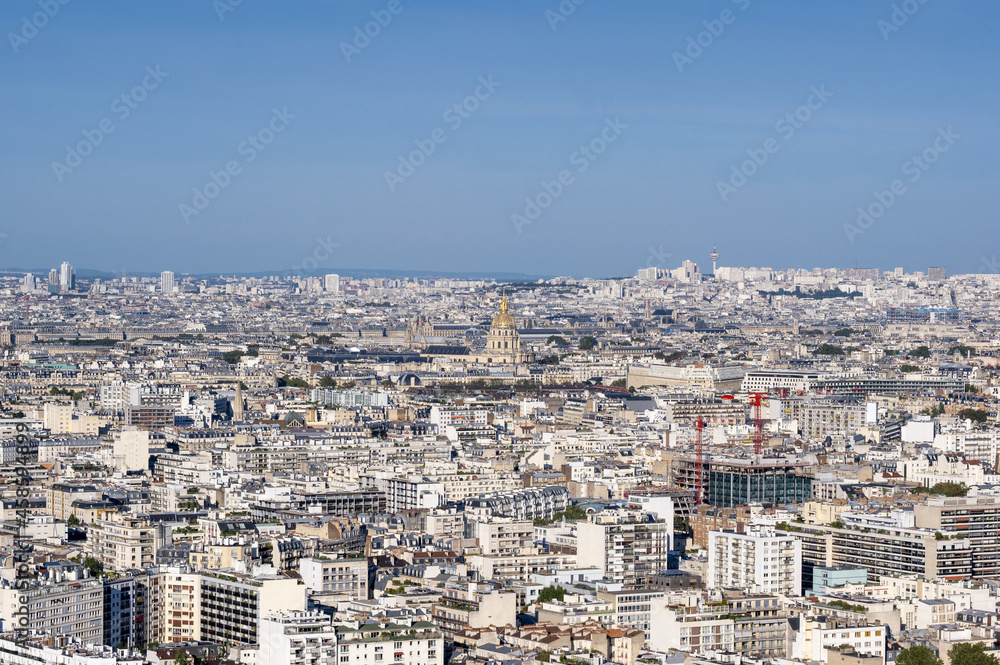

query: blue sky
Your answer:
[1,0,997,277]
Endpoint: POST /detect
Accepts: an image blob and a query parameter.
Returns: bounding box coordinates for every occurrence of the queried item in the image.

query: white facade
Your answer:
[707,527,802,596]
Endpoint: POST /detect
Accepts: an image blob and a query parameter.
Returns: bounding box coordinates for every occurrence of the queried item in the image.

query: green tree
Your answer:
[900,364,919,373]
[959,408,988,424]
[222,350,244,364]
[318,376,337,388]
[578,336,597,351]
[897,645,943,665]
[82,555,103,578]
[610,378,628,389]
[812,343,845,356]
[537,585,567,603]
[910,345,932,358]
[67,514,80,526]
[546,335,569,346]
[833,328,855,337]
[949,643,999,665]
[174,652,192,665]
[929,481,968,497]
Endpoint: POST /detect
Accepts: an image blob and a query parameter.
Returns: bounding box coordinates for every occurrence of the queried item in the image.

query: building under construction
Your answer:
[670,454,812,507]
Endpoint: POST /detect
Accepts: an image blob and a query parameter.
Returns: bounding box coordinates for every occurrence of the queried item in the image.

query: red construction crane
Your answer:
[748,392,768,455]
[695,418,705,505]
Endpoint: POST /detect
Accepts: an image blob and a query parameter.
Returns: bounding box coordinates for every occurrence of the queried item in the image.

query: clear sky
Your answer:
[2,0,998,277]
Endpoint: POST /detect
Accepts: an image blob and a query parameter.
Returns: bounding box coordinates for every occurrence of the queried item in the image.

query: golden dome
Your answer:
[490,293,517,330]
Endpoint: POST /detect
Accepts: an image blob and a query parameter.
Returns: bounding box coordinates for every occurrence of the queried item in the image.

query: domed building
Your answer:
[474,292,534,365]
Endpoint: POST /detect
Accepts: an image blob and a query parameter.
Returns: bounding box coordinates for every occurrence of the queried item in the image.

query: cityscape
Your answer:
[4,2,1000,665]
[2,257,1000,665]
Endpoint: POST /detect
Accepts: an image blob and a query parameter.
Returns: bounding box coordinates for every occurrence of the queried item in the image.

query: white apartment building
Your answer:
[259,611,339,665]
[577,511,670,587]
[791,617,887,662]
[474,518,534,556]
[299,556,369,599]
[708,527,802,596]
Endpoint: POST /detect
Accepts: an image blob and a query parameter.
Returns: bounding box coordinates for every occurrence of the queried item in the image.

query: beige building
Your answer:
[159,570,306,644]
[88,514,163,572]
[299,555,368,599]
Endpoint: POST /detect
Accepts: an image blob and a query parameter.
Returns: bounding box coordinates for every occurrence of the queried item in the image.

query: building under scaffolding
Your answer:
[671,455,812,507]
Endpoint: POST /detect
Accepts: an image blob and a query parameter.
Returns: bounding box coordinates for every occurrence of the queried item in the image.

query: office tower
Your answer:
[324,273,340,293]
[60,261,75,290]
[48,268,59,286]
[160,270,175,293]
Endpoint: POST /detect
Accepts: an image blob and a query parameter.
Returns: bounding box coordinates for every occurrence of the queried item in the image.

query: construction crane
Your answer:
[748,392,768,455]
[695,418,705,505]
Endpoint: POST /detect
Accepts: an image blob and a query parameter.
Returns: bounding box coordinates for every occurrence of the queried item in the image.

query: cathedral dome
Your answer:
[490,295,516,330]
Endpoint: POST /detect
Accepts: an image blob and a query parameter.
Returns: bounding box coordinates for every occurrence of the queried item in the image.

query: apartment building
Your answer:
[0,567,103,644]
[299,556,369,599]
[333,613,444,665]
[649,593,788,658]
[474,518,534,556]
[708,527,802,596]
[88,515,163,572]
[465,486,570,521]
[361,472,445,512]
[259,611,339,665]
[577,512,670,588]
[159,570,307,644]
[432,583,517,639]
[790,616,887,662]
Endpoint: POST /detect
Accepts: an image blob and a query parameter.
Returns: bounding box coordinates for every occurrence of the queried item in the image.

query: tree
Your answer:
[82,555,103,578]
[174,652,192,665]
[578,336,597,350]
[833,328,855,337]
[318,376,337,388]
[959,408,988,424]
[546,335,568,346]
[910,345,931,358]
[897,645,944,665]
[812,343,845,356]
[67,514,80,526]
[949,643,998,665]
[221,350,244,365]
[610,378,628,389]
[929,481,968,497]
[537,585,567,603]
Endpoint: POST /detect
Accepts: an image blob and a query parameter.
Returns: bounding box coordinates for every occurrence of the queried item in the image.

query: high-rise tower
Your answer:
[710,245,720,275]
